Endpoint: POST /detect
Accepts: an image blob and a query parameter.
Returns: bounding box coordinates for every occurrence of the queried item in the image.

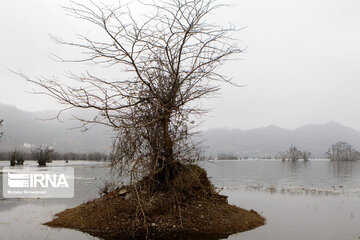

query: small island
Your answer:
[46,164,264,239]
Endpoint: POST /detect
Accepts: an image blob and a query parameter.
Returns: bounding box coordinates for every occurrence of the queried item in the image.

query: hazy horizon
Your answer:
[1,101,359,132]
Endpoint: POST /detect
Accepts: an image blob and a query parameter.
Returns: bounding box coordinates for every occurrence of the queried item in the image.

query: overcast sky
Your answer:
[1,0,360,130]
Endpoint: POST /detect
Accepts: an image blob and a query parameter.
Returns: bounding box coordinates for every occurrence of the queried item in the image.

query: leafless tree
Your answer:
[279,152,287,161]
[326,142,360,161]
[301,151,311,161]
[10,148,25,166]
[287,145,301,161]
[282,145,311,161]
[17,0,242,189]
[0,119,3,141]
[32,146,55,167]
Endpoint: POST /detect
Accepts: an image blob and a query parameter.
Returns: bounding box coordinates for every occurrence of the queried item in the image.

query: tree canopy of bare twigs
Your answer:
[280,145,311,161]
[10,148,25,166]
[0,119,3,141]
[326,142,360,161]
[17,0,242,188]
[32,146,55,167]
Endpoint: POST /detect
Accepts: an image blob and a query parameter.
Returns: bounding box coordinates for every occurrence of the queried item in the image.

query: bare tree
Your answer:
[0,119,3,141]
[279,152,287,161]
[10,148,25,166]
[326,142,360,161]
[32,146,55,167]
[282,145,311,161]
[301,151,311,161]
[17,0,242,189]
[287,145,301,161]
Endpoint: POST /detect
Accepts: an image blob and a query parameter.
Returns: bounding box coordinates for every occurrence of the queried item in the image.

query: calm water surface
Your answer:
[0,159,359,240]
[205,160,360,240]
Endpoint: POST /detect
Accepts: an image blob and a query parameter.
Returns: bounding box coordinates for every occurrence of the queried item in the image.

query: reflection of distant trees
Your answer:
[330,161,355,180]
[282,159,309,173]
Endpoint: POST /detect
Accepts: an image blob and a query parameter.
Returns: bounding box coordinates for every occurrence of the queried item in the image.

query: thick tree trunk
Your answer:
[153,115,180,185]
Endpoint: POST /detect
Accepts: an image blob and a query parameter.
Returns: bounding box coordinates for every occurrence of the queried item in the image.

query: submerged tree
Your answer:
[287,145,301,161]
[301,151,311,161]
[326,142,360,161]
[18,0,242,189]
[10,149,25,166]
[32,146,55,167]
[0,119,3,141]
[281,145,311,161]
[279,152,287,161]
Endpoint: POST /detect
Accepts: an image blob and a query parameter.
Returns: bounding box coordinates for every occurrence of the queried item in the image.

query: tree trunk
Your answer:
[154,114,180,185]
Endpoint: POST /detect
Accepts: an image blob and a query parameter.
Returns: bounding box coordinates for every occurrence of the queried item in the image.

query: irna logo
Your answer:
[8,172,69,188]
[3,167,74,198]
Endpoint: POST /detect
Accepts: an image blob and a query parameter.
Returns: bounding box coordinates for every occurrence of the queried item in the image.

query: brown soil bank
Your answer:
[45,165,265,239]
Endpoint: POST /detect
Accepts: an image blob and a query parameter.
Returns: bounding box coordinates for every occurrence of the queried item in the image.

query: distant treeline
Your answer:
[217,152,239,160]
[0,151,108,161]
[214,142,360,161]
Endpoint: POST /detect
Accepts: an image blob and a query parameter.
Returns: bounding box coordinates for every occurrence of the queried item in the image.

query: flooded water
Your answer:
[0,161,109,240]
[1,159,360,240]
[205,160,360,240]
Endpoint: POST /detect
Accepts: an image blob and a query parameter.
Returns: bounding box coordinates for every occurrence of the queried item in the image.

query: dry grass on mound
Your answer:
[45,165,265,239]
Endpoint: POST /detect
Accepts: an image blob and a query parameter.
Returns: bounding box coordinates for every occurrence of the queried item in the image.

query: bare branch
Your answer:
[15,0,243,188]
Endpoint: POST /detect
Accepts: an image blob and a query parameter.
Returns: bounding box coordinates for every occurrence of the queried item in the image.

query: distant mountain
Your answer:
[202,122,360,158]
[0,103,113,153]
[1,103,359,157]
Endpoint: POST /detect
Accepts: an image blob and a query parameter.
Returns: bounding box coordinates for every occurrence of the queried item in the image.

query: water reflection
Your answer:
[204,159,360,189]
[90,232,229,240]
[0,161,110,240]
[330,161,357,182]
[281,160,309,173]
[225,189,360,240]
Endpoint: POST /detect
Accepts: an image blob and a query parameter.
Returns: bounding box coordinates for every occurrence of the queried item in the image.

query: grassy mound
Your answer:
[45,165,265,239]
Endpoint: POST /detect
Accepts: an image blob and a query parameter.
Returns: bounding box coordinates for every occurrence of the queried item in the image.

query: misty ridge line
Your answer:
[201,121,360,158]
[1,103,360,158]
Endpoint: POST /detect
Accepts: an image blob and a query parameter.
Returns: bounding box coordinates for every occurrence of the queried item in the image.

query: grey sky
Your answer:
[1,0,360,130]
